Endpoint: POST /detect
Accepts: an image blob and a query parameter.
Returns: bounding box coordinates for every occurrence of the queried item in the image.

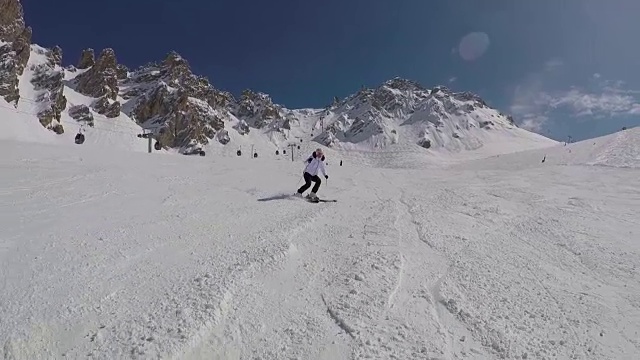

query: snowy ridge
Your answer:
[2,0,559,159]
[583,127,640,168]
[301,80,557,156]
[3,41,558,160]
[453,126,640,172]
[4,50,559,160]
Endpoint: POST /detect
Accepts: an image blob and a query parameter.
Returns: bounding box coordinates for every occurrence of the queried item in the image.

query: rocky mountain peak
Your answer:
[49,45,63,66]
[95,48,117,73]
[0,0,31,105]
[73,48,121,118]
[77,48,95,69]
[428,87,487,108]
[118,50,235,153]
[164,51,188,68]
[313,76,523,150]
[235,89,282,128]
[368,78,429,115]
[239,89,272,103]
[75,48,119,100]
[383,77,426,92]
[162,51,192,83]
[429,86,451,96]
[453,91,487,107]
[0,0,27,42]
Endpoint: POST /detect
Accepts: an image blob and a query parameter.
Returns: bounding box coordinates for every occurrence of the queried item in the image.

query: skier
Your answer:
[295,148,328,201]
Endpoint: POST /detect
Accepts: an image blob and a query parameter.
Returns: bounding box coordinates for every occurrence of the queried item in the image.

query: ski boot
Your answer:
[306,192,319,203]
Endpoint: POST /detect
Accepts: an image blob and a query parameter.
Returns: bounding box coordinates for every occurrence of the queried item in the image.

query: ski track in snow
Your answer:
[1,130,640,360]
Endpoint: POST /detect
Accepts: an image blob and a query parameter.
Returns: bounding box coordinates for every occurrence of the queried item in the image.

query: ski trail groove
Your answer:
[321,294,357,339]
[175,204,335,359]
[177,203,340,360]
[386,200,405,311]
[386,253,405,310]
[396,189,455,359]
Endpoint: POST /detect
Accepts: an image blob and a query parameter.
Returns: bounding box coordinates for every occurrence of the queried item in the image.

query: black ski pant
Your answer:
[297,172,321,194]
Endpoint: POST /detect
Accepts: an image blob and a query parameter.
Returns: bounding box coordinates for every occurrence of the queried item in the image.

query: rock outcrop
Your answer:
[0,0,31,105]
[73,48,121,118]
[0,0,26,41]
[116,64,128,80]
[120,51,232,152]
[75,48,119,100]
[77,48,95,69]
[235,89,283,128]
[92,95,121,118]
[30,45,67,133]
[68,104,94,126]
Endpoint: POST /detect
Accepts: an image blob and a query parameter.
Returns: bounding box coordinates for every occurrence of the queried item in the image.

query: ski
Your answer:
[307,198,337,203]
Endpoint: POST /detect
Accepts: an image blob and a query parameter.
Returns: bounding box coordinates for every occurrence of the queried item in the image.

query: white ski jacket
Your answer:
[303,153,328,177]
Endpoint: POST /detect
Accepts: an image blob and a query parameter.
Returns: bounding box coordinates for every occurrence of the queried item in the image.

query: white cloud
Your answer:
[449,77,457,83]
[544,84,640,119]
[519,115,548,132]
[510,60,640,130]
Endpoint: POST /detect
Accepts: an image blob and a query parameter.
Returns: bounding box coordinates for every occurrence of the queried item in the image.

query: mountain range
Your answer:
[0,0,556,157]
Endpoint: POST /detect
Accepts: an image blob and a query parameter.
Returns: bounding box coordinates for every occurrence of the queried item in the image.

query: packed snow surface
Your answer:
[1,128,639,360]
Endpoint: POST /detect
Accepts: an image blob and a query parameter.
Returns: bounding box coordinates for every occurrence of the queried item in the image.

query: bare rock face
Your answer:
[116,50,298,151]
[75,48,119,100]
[30,45,67,133]
[116,64,128,80]
[73,48,122,118]
[371,78,428,115]
[152,90,224,149]
[0,0,26,41]
[235,89,282,128]
[0,42,21,104]
[0,0,31,105]
[77,48,95,69]
[68,104,94,126]
[130,84,172,122]
[92,96,121,118]
[122,51,232,153]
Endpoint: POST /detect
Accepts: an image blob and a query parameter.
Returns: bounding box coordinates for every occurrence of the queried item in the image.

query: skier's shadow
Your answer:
[257,193,293,202]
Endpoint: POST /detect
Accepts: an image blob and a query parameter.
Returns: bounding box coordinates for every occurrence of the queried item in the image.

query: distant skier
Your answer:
[295,148,328,201]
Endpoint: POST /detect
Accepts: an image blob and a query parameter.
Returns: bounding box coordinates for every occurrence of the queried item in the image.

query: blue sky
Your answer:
[23,0,640,141]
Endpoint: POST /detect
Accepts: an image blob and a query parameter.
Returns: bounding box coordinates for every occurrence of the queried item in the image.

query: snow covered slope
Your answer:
[0,44,152,152]
[1,127,638,359]
[454,126,640,172]
[1,89,154,153]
